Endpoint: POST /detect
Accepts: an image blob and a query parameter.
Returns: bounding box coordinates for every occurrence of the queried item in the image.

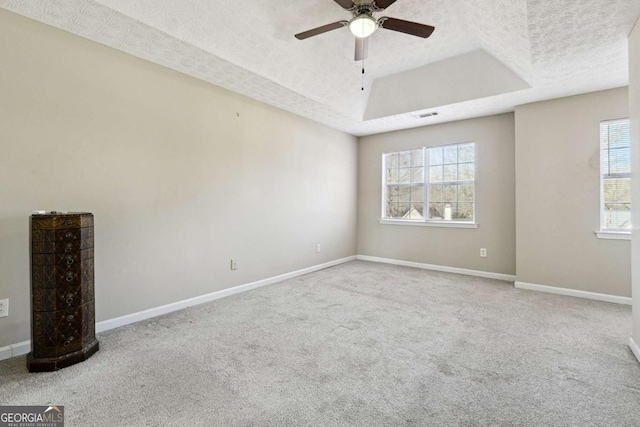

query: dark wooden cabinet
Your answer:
[27,212,99,372]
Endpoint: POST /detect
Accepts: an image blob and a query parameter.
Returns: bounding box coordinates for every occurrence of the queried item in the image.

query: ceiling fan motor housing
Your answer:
[353,4,376,15]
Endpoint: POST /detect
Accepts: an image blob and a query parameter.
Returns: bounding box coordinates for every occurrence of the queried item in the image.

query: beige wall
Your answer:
[0,10,358,348]
[515,88,630,297]
[630,19,640,350]
[357,114,516,275]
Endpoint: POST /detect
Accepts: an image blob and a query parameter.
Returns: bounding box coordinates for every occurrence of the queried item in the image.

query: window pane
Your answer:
[398,187,411,202]
[602,122,630,149]
[386,183,424,219]
[604,178,631,203]
[429,166,443,183]
[459,163,475,181]
[411,186,425,203]
[444,165,457,182]
[411,167,424,183]
[429,147,443,166]
[443,203,455,220]
[455,203,474,220]
[385,184,398,218]
[386,202,395,218]
[387,186,400,204]
[387,183,412,219]
[603,147,631,175]
[443,145,457,164]
[385,152,398,169]
[428,184,443,203]
[397,203,411,218]
[399,168,411,184]
[428,203,444,220]
[411,149,424,167]
[405,205,424,219]
[459,184,474,202]
[443,184,457,203]
[458,143,474,163]
[604,203,631,229]
[386,166,398,184]
[399,151,411,168]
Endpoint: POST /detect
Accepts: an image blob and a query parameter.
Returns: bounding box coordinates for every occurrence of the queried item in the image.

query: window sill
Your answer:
[595,231,631,240]
[380,219,478,229]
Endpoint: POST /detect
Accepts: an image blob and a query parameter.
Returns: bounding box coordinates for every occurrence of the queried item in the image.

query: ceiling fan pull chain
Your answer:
[361,57,364,90]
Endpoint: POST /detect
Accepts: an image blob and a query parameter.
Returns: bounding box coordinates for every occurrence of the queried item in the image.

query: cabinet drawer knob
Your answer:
[65,243,73,252]
[65,220,73,226]
[66,256,74,266]
[67,315,74,322]
[64,232,73,240]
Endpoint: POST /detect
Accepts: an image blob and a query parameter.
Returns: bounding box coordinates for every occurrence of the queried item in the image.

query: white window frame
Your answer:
[596,118,631,240]
[380,142,478,229]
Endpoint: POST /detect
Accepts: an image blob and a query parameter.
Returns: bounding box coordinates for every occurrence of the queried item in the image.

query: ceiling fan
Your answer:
[294,0,435,61]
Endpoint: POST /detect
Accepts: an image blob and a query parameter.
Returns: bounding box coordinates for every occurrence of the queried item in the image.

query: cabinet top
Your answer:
[31,212,93,218]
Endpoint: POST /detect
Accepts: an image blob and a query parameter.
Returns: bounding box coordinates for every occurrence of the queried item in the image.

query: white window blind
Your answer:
[600,119,631,231]
[383,142,475,223]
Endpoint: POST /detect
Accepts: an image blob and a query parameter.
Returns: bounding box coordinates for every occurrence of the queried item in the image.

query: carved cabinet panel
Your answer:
[27,212,99,372]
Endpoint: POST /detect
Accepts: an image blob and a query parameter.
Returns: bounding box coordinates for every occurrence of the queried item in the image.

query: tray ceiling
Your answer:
[1,0,639,136]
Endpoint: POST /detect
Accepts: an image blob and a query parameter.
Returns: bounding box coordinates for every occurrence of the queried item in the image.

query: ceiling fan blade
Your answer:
[374,0,398,9]
[379,17,435,38]
[295,21,348,40]
[355,37,369,61]
[333,0,354,9]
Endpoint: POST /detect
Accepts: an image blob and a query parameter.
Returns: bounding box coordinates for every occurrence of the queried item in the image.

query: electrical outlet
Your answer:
[0,299,8,318]
[316,244,321,253]
[230,259,238,270]
[480,248,487,258]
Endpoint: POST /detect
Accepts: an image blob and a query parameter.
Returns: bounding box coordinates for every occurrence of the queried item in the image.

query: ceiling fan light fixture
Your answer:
[349,14,377,38]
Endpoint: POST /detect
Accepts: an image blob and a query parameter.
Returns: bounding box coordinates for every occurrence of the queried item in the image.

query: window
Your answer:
[382,142,475,225]
[600,119,631,233]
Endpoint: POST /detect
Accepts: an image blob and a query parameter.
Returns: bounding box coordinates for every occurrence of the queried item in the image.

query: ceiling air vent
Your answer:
[417,112,439,119]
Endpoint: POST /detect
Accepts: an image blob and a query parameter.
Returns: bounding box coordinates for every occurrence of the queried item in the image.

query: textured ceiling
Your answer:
[1,0,639,136]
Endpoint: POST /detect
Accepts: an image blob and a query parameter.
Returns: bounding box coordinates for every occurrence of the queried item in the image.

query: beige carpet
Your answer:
[1,261,639,426]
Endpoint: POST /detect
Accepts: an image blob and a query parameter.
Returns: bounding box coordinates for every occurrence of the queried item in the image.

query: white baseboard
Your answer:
[0,256,356,362]
[0,346,11,361]
[630,338,640,364]
[514,281,632,305]
[0,340,31,360]
[356,255,516,282]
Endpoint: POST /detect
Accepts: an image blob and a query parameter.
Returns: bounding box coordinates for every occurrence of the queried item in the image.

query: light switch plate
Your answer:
[0,299,8,318]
